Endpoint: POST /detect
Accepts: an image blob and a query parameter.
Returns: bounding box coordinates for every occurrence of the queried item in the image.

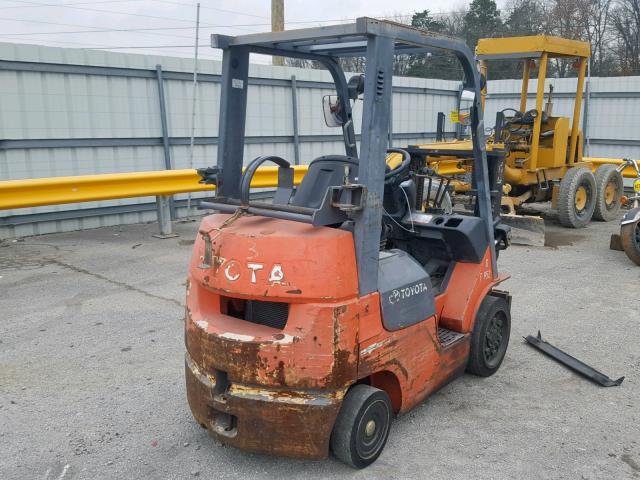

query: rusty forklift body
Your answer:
[185,18,511,467]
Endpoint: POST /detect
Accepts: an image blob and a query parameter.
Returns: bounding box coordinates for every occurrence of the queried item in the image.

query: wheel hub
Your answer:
[484,314,504,363]
[605,181,617,206]
[575,185,587,211]
[364,419,376,437]
[355,400,389,460]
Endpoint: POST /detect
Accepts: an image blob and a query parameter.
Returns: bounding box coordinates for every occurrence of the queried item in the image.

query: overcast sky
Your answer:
[0,0,508,62]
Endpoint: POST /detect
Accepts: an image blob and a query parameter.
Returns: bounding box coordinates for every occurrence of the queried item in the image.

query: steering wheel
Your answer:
[501,108,542,126]
[500,108,524,124]
[385,148,411,180]
[240,155,294,206]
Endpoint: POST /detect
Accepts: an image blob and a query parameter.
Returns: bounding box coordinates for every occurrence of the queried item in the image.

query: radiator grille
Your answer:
[244,300,289,330]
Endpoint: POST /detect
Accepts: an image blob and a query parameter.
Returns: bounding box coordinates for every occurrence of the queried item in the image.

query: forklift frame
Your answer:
[206,17,497,295]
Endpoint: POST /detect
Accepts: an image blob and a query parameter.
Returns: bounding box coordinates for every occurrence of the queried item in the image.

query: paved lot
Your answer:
[1,216,639,480]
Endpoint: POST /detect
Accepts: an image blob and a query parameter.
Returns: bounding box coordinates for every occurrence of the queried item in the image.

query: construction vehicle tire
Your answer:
[593,164,623,222]
[330,384,392,469]
[467,295,510,377]
[621,220,640,266]
[557,167,596,228]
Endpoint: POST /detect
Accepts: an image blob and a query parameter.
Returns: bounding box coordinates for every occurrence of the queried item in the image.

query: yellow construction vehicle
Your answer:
[399,35,624,245]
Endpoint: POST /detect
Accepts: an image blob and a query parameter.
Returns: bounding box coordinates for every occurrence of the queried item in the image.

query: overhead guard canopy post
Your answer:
[209,17,497,293]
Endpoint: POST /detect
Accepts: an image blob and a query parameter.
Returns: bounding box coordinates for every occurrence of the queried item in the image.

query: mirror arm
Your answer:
[343,118,356,148]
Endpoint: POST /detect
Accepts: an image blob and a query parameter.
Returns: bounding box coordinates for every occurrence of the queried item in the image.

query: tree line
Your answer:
[288,0,640,79]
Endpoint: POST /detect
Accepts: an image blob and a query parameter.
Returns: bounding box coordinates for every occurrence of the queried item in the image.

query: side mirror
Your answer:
[460,89,476,102]
[322,95,344,127]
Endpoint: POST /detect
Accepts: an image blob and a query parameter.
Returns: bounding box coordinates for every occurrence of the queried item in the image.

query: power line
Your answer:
[0,10,464,37]
[1,2,465,30]
[0,16,198,40]
[187,11,470,28]
[4,0,230,26]
[0,7,473,55]
[0,26,198,36]
[0,12,260,36]
[0,0,146,9]
[0,22,260,38]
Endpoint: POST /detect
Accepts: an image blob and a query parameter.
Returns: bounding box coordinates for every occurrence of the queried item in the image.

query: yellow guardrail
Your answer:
[0,166,309,210]
[0,156,634,211]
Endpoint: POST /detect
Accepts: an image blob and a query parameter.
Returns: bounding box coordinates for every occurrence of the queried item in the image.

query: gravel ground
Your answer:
[1,215,639,480]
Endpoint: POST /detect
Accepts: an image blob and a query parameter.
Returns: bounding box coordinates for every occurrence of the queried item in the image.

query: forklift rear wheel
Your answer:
[467,295,511,377]
[593,164,623,222]
[621,220,640,266]
[330,384,392,469]
[557,167,596,228]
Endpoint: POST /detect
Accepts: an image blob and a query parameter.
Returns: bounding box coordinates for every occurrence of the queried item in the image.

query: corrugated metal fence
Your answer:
[1,42,638,238]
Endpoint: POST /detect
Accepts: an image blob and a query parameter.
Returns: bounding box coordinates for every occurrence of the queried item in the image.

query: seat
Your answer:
[290,155,358,209]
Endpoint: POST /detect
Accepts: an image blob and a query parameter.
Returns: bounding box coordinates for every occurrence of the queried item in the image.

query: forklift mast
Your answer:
[201,17,498,292]
[187,18,513,466]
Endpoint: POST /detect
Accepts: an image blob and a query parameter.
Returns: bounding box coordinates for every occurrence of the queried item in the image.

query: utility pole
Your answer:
[186,2,201,219]
[271,0,284,66]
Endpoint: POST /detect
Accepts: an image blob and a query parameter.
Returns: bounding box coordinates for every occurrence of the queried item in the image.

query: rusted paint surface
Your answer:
[185,290,359,389]
[357,309,470,414]
[357,246,505,414]
[185,211,509,458]
[185,214,361,458]
[191,214,359,302]
[439,248,510,333]
[185,353,343,459]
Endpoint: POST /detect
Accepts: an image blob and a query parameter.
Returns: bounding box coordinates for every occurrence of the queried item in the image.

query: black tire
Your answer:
[557,167,597,228]
[467,295,511,377]
[621,220,640,266]
[330,384,392,469]
[593,164,623,221]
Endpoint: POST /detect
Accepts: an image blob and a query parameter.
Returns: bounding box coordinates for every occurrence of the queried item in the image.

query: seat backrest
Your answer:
[290,155,358,209]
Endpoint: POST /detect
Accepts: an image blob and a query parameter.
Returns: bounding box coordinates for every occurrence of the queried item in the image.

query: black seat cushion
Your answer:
[290,155,358,209]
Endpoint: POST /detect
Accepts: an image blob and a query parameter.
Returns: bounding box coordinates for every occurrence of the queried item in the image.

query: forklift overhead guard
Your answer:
[185,17,512,468]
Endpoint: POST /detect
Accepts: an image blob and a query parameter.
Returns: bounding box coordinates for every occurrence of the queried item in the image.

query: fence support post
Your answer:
[291,75,300,165]
[153,195,178,238]
[155,64,176,230]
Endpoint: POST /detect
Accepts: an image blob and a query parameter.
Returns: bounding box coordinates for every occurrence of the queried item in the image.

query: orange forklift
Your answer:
[185,18,512,468]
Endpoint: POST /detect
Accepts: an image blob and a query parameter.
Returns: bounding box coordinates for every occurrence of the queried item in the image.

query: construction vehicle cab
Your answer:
[185,18,511,469]
[412,36,624,243]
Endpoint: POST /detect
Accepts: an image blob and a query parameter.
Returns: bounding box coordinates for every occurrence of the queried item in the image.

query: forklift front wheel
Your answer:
[467,295,511,377]
[330,384,392,469]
